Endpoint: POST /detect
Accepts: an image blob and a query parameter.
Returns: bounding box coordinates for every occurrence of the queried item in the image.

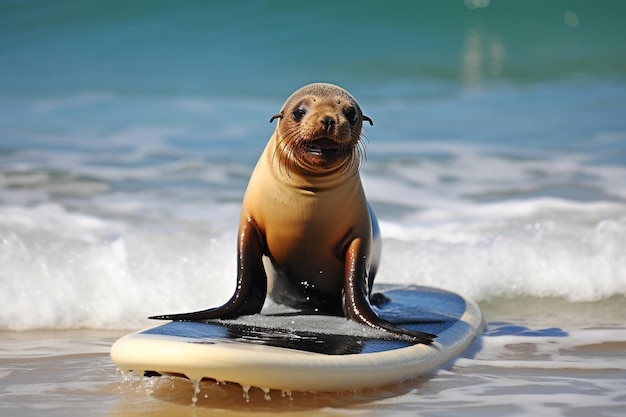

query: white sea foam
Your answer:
[1,191,624,330]
[376,198,626,301]
[0,227,238,331]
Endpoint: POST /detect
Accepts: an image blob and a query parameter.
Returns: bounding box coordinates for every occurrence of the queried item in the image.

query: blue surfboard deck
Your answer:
[111,286,483,392]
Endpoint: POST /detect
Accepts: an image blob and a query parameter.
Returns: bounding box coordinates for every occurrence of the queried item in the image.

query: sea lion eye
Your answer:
[292,106,307,122]
[344,107,358,125]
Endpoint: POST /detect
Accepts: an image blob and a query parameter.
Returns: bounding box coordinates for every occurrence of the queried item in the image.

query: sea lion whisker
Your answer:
[346,147,361,177]
[273,127,300,177]
[283,131,303,176]
[358,139,368,163]
[272,134,288,175]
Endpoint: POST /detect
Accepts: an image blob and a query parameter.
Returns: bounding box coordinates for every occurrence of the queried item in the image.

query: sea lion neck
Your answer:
[266,133,360,192]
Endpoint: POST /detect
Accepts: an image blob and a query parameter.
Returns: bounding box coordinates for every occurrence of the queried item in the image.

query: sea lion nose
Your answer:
[321,116,335,132]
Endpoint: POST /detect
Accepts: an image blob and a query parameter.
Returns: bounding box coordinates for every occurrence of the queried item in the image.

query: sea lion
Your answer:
[150,83,435,344]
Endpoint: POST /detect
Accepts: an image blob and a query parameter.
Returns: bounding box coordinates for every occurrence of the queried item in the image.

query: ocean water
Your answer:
[1,1,625,416]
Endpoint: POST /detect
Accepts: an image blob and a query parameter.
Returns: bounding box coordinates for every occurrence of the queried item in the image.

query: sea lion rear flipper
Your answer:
[342,238,436,345]
[149,217,267,321]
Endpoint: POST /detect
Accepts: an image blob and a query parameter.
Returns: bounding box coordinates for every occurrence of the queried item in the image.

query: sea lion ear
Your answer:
[363,115,373,126]
[270,112,283,123]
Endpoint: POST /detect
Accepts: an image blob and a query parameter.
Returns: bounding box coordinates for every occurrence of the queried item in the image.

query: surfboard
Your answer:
[110,286,483,392]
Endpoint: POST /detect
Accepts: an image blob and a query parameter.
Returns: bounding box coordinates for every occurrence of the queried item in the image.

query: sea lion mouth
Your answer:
[304,138,343,157]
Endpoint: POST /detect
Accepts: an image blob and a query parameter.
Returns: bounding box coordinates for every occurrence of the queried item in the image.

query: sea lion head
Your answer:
[269,83,373,175]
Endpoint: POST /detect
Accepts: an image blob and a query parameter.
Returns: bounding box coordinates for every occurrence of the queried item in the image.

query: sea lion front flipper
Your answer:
[342,238,436,345]
[149,217,267,321]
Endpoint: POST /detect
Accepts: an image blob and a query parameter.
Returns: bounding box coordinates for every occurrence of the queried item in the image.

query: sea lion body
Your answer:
[244,134,377,311]
[151,83,434,344]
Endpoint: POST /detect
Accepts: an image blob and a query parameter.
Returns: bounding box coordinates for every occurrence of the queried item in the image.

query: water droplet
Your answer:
[191,379,201,405]
[242,385,251,402]
[262,388,271,401]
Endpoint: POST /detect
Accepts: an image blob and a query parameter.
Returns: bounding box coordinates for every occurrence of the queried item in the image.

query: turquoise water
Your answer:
[3,1,626,95]
[1,1,626,416]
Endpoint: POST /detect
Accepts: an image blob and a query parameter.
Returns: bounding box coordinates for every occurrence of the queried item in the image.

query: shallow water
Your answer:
[1,1,626,415]
[2,297,625,416]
